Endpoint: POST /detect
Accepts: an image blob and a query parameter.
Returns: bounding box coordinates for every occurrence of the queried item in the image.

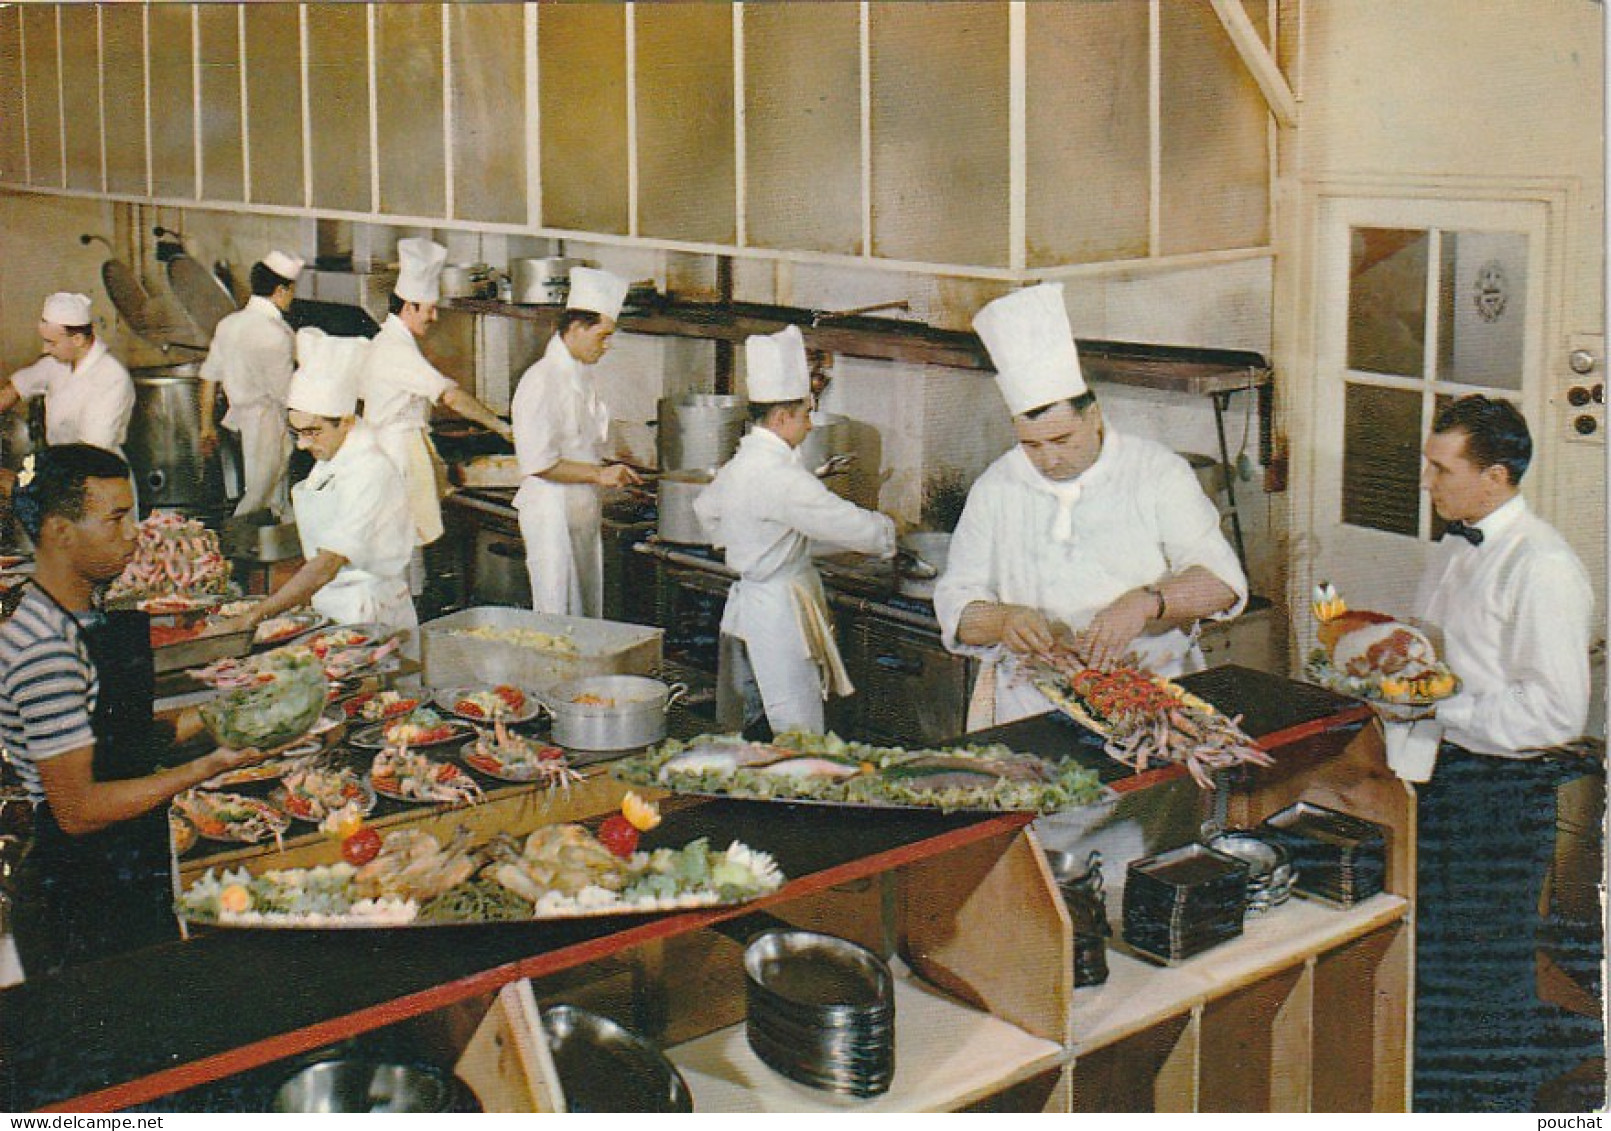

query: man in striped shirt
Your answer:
[1,444,270,975]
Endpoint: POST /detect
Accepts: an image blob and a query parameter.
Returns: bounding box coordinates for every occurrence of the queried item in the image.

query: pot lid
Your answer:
[98,257,210,353]
[166,255,239,344]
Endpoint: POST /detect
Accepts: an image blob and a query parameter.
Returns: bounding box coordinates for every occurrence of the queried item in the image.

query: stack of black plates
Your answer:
[743,929,896,1098]
[1259,801,1387,908]
[1122,843,1250,964]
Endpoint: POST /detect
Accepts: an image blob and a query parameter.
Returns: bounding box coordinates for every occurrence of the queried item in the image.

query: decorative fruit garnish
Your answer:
[620,791,661,832]
[218,883,252,914]
[597,814,641,859]
[340,827,383,866]
[1311,581,1348,624]
[321,801,366,840]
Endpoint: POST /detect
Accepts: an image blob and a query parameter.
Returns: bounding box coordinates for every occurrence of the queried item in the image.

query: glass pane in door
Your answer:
[1347,228,1429,377]
[1437,231,1527,391]
[1342,383,1421,535]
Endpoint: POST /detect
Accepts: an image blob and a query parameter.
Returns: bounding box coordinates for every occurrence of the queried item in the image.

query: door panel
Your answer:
[1304,195,1553,650]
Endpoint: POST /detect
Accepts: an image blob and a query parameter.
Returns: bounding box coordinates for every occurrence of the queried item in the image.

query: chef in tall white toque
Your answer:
[198,249,303,517]
[934,283,1246,729]
[219,328,418,652]
[0,292,136,456]
[355,237,513,548]
[694,324,896,738]
[510,266,642,617]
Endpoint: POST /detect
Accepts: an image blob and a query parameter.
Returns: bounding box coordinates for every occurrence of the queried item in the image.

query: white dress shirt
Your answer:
[1415,495,1595,757]
[9,340,136,452]
[935,429,1247,724]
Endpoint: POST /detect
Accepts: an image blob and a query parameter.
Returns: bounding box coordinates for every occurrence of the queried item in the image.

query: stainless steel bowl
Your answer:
[272,1061,455,1113]
[542,1005,692,1113]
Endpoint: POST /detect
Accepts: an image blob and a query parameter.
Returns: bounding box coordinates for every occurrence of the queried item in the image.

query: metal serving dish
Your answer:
[743,929,894,1020]
[539,674,687,752]
[272,1060,458,1113]
[1204,830,1295,914]
[541,1005,692,1113]
[152,623,255,675]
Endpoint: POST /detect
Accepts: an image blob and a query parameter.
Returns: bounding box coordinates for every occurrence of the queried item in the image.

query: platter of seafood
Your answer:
[1305,583,1459,707]
[107,511,233,604]
[174,799,786,928]
[434,685,540,726]
[368,745,484,806]
[341,690,422,723]
[461,724,581,786]
[271,767,377,823]
[1029,661,1273,789]
[171,790,290,847]
[351,708,475,752]
[612,731,1106,813]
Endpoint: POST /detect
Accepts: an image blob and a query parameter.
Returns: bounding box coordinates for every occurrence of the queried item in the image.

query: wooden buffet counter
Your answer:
[0,666,1411,1114]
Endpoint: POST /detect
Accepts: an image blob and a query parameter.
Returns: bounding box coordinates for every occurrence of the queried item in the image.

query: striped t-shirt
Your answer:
[0,586,98,805]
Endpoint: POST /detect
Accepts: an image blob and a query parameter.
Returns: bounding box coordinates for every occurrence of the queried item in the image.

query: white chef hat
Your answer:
[262,250,304,282]
[287,327,368,418]
[972,283,1088,417]
[566,266,628,322]
[40,292,93,328]
[394,237,448,304]
[745,324,810,403]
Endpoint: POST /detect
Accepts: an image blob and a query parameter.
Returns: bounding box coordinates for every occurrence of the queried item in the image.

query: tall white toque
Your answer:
[394,238,448,305]
[287,327,369,418]
[972,282,1088,417]
[565,266,629,322]
[745,324,810,403]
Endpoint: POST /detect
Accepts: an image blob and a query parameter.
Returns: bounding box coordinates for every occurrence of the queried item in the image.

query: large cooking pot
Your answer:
[539,674,687,751]
[439,264,493,300]
[657,469,713,545]
[127,364,228,515]
[657,394,748,471]
[509,257,591,305]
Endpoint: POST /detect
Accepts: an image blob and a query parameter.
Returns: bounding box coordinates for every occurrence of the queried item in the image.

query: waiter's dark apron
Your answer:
[11,599,177,977]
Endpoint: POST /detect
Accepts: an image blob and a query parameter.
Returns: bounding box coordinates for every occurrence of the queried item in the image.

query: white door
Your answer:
[1301,194,1556,652]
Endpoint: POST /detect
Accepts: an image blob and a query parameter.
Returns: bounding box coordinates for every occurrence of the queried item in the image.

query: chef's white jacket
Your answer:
[935,429,1247,726]
[1415,495,1595,757]
[200,295,295,515]
[355,314,456,545]
[511,334,611,616]
[695,427,895,731]
[291,420,418,648]
[9,339,136,453]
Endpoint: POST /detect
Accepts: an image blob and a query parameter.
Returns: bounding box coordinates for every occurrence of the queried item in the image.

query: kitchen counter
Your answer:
[0,664,1374,1112]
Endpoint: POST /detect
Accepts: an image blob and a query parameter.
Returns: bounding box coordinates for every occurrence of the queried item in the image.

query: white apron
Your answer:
[293,458,419,654]
[515,477,602,618]
[225,400,291,518]
[373,422,446,547]
[719,564,852,735]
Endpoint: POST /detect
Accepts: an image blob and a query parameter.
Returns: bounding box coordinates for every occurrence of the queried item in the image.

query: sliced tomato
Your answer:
[340,827,382,866]
[597,814,640,859]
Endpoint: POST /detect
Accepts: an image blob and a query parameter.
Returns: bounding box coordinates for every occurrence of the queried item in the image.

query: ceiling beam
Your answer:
[1208,0,1299,129]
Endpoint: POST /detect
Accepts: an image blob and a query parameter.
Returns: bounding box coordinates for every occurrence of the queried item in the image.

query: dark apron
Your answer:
[11,592,178,976]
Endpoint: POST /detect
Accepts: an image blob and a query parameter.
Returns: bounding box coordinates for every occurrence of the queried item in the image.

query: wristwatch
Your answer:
[1144,585,1167,621]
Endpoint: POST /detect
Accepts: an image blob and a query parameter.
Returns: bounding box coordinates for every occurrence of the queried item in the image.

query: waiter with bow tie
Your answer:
[1410,394,1599,1113]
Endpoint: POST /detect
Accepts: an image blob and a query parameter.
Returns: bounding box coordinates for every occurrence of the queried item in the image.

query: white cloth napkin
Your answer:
[1383,717,1442,783]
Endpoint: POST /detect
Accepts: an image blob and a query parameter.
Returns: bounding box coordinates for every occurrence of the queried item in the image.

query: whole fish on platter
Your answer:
[1029,659,1272,789]
[614,731,1105,813]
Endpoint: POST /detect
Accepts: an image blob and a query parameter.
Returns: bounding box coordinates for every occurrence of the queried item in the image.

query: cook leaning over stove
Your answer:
[197,249,303,520]
[693,325,896,740]
[0,292,136,458]
[934,283,1247,730]
[215,328,417,653]
[356,238,513,550]
[510,267,643,618]
[0,445,271,976]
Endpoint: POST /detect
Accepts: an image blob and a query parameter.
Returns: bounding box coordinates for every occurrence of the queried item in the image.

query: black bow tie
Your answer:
[1443,520,1485,547]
